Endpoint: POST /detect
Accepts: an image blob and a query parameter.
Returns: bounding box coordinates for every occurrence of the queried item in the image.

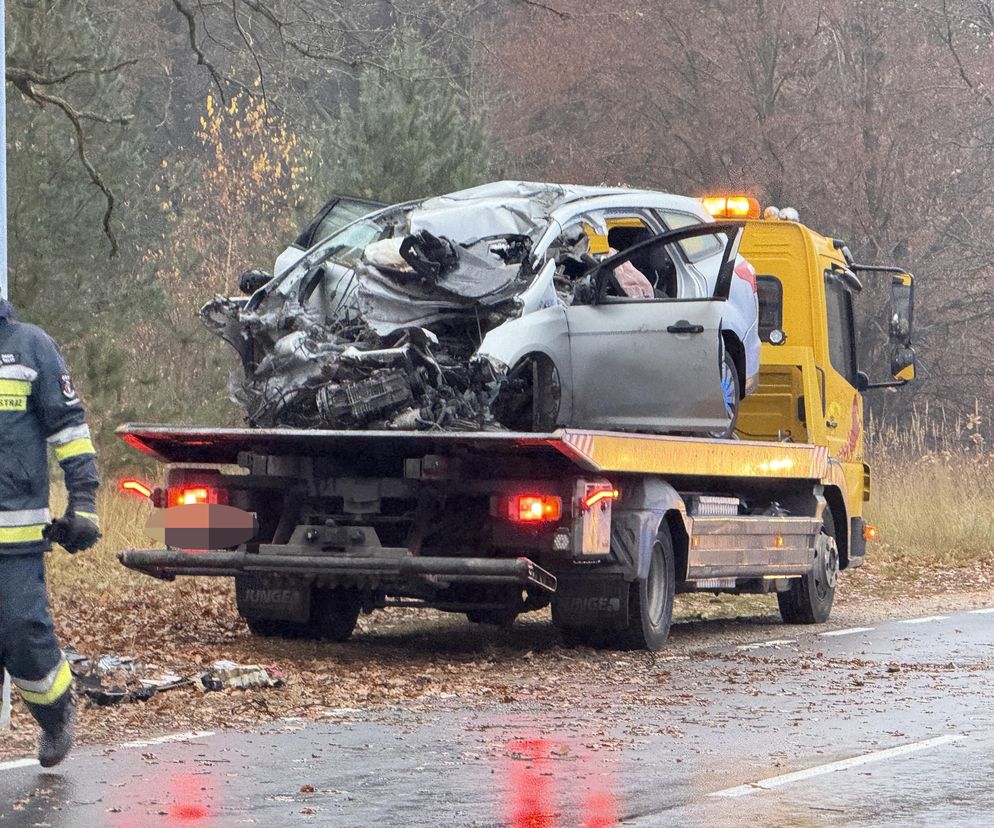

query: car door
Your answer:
[565,223,743,434]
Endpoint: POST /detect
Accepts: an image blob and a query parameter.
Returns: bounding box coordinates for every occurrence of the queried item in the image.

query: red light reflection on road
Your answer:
[507,738,557,828]
[503,737,618,828]
[168,773,214,821]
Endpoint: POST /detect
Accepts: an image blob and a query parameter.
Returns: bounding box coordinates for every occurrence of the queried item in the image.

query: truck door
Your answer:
[822,270,863,463]
[565,223,744,434]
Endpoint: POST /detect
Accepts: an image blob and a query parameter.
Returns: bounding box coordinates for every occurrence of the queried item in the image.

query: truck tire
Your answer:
[308,587,362,642]
[466,609,518,627]
[615,526,676,651]
[244,617,308,638]
[778,510,839,624]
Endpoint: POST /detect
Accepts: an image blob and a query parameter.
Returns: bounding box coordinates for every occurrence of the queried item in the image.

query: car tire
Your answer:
[614,526,676,652]
[777,510,839,624]
[495,354,561,432]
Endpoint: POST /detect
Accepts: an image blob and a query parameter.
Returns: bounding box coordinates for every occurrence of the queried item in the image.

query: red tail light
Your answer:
[508,495,562,523]
[168,486,225,507]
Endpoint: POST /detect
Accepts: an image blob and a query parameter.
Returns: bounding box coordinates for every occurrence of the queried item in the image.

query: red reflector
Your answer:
[583,488,619,509]
[168,486,224,507]
[511,495,562,523]
[120,479,152,499]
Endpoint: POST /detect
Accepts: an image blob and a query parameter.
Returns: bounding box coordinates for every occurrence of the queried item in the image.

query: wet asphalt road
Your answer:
[2,608,993,827]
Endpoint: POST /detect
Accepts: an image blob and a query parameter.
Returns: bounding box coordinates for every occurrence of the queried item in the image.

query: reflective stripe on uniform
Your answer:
[0,525,46,544]
[75,511,100,529]
[47,424,91,446]
[53,438,96,462]
[0,365,37,382]
[0,508,51,527]
[0,378,30,411]
[12,659,72,706]
[0,378,30,395]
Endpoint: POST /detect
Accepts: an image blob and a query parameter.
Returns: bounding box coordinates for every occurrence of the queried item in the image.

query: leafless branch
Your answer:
[172,0,229,101]
[13,82,125,256]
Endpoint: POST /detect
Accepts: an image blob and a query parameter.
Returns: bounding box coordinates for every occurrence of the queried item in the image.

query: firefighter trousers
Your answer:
[0,554,72,715]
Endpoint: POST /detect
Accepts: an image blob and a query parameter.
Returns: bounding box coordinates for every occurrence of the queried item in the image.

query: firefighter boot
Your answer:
[26,690,77,768]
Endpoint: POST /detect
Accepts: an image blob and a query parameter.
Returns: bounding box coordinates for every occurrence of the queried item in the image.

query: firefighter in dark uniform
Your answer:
[0,295,100,767]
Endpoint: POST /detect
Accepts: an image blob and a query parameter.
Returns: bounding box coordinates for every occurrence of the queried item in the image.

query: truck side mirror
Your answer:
[889,274,916,381]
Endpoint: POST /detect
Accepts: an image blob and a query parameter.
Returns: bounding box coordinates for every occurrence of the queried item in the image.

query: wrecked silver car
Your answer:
[203,181,759,435]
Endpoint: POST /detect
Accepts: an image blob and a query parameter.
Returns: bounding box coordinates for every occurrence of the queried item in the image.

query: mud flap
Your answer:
[552,573,630,630]
[235,573,311,623]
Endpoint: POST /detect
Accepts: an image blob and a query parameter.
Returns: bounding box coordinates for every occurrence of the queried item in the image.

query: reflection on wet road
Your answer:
[2,609,992,826]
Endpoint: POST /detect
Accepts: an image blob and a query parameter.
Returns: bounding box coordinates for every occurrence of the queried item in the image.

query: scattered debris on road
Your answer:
[199,661,285,692]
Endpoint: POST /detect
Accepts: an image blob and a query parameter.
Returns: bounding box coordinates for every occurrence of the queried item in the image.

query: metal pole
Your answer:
[0,1,8,732]
[1,0,8,299]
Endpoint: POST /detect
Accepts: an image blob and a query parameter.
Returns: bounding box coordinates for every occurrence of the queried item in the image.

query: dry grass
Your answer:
[864,412,994,582]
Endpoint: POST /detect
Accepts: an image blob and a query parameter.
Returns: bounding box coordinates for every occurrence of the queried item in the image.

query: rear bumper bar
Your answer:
[118,548,558,592]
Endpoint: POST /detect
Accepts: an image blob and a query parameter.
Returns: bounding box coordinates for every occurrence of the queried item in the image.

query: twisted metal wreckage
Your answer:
[202,182,597,431]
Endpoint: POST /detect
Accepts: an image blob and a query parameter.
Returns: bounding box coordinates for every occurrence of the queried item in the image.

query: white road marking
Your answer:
[899,615,949,625]
[0,758,39,772]
[969,608,994,615]
[710,734,965,798]
[0,729,218,773]
[116,730,216,749]
[820,626,875,637]
[736,639,796,651]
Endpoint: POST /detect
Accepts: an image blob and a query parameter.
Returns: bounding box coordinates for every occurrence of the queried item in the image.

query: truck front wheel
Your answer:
[778,510,839,624]
[616,526,675,651]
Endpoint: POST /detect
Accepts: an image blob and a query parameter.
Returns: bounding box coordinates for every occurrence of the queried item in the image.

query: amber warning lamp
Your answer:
[701,195,762,220]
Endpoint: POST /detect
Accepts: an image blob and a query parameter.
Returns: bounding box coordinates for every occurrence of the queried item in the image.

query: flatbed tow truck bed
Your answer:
[119,424,830,481]
[118,424,840,643]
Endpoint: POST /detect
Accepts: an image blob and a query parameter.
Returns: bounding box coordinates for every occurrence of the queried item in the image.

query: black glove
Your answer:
[44,511,101,554]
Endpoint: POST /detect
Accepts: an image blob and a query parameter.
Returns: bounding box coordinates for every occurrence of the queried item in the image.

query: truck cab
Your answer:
[725,199,916,571]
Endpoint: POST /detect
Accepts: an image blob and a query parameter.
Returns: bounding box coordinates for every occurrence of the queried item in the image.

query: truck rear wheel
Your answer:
[778,510,839,624]
[615,526,675,651]
[308,587,362,642]
[466,608,518,627]
[244,617,308,638]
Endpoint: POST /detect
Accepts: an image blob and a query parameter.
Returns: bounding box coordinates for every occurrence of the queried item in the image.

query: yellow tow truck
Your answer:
[117,197,916,651]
